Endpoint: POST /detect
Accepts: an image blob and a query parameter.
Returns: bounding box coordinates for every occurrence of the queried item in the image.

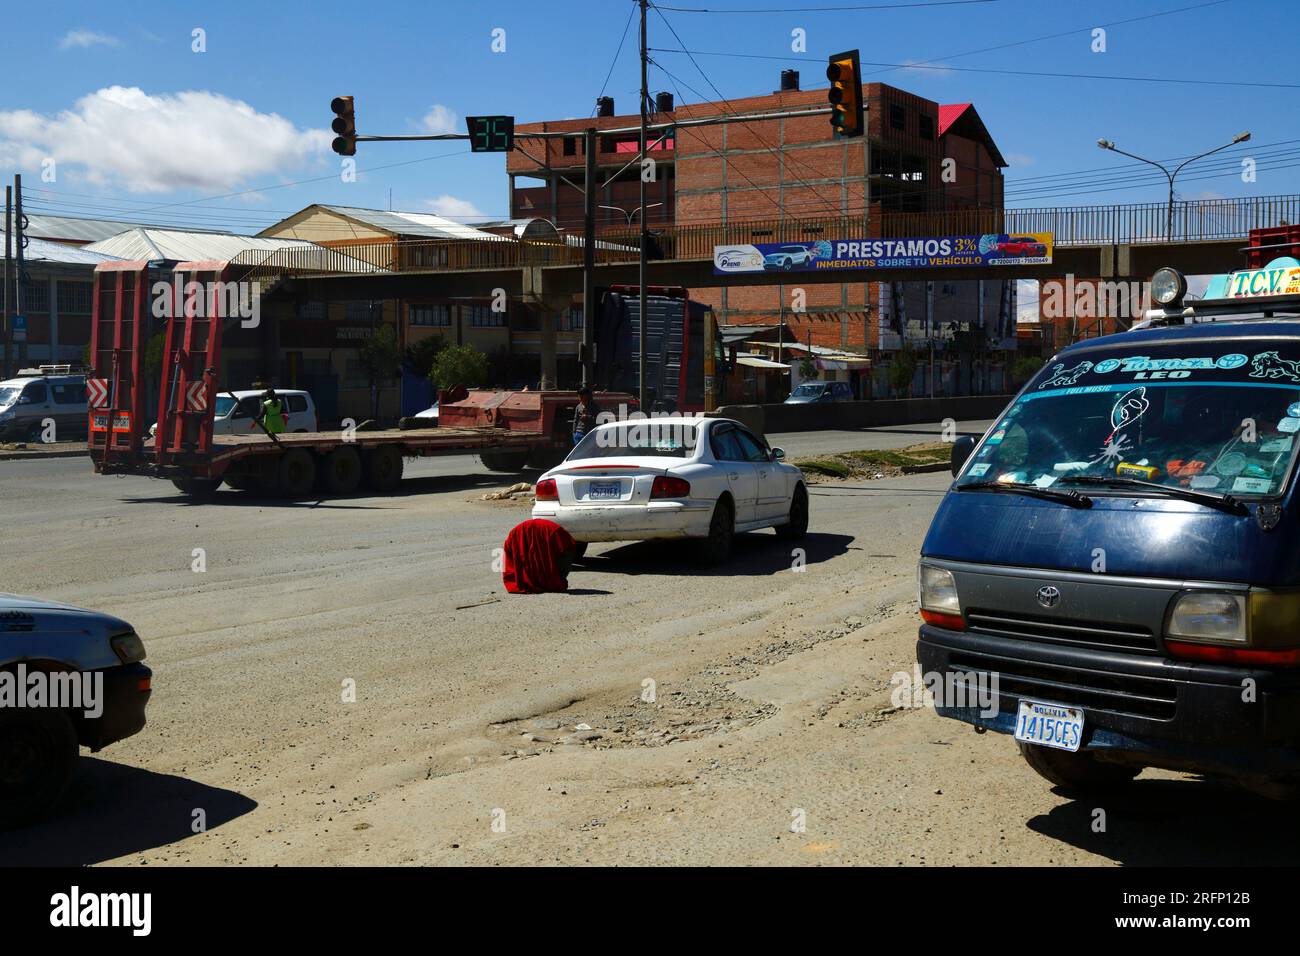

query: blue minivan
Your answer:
[917,259,1300,797]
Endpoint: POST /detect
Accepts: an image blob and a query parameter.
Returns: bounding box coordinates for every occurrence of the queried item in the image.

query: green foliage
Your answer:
[360,324,402,381]
[888,344,918,394]
[403,334,446,380]
[797,356,817,380]
[1013,354,1045,385]
[431,343,490,389]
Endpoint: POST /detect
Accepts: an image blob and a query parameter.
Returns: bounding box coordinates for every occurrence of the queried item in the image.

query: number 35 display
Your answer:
[466,115,514,152]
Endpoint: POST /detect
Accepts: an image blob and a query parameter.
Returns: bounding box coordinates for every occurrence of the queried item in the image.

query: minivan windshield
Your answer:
[958,342,1300,499]
[0,386,19,406]
[791,383,826,397]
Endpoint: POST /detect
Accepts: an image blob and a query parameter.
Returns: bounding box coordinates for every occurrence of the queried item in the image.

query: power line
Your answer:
[650,47,1300,90]
[655,0,995,11]
[595,2,639,113]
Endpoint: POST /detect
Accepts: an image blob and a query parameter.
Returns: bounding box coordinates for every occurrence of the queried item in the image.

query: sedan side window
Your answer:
[710,426,746,462]
[734,429,770,463]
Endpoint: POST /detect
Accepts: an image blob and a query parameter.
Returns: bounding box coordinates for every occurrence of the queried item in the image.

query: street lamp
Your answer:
[598,202,663,225]
[1097,132,1251,240]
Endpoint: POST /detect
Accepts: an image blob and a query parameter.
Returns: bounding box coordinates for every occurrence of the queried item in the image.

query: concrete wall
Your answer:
[711,394,1014,435]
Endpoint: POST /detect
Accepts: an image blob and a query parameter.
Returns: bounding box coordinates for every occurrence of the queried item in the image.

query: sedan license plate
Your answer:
[587,481,621,500]
[1013,699,1083,752]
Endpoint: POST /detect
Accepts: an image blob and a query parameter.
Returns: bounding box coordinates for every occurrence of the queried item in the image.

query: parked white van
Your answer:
[213,389,318,435]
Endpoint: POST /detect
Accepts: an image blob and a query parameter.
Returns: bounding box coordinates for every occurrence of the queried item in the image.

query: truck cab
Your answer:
[917,250,1300,797]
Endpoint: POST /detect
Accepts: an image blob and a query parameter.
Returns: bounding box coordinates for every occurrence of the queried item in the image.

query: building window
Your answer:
[560,306,584,331]
[468,304,507,328]
[21,279,50,313]
[410,304,452,327]
[889,104,905,131]
[297,301,326,321]
[563,136,577,156]
[345,300,378,322]
[919,114,934,140]
[56,280,93,314]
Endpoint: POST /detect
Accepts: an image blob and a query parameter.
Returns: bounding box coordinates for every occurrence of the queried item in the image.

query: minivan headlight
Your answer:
[1167,592,1246,644]
[918,564,963,629]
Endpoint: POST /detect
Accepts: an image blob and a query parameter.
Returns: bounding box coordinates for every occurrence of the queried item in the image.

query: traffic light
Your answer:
[826,50,863,138]
[331,96,356,156]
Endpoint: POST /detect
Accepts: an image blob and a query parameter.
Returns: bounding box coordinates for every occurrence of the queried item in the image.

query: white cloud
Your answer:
[1005,152,1035,168]
[418,104,460,135]
[0,86,331,193]
[59,30,120,50]
[422,195,484,219]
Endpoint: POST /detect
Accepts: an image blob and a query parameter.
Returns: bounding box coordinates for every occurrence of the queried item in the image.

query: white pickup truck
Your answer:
[0,594,152,828]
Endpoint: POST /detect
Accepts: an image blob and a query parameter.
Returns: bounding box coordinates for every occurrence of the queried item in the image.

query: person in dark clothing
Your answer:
[572,386,603,445]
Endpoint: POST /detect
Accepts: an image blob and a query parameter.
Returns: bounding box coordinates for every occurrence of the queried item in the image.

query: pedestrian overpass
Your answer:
[233,192,1300,304]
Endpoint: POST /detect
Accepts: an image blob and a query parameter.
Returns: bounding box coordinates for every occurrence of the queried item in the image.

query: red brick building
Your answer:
[511,77,1018,398]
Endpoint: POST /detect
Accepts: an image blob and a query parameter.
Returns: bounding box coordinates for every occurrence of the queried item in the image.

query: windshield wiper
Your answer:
[1056,475,1248,515]
[957,480,1092,508]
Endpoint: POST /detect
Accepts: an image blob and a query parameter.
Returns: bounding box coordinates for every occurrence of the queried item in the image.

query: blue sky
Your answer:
[2,0,1296,233]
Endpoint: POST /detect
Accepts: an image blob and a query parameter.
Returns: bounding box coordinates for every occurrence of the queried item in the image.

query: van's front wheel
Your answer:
[1018,742,1139,792]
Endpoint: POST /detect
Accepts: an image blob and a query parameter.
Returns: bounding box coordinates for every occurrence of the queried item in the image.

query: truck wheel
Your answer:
[320,447,362,495]
[481,450,531,472]
[527,447,568,471]
[224,475,262,493]
[171,476,223,497]
[698,496,734,565]
[1017,742,1139,792]
[364,446,404,492]
[775,484,808,540]
[0,706,78,830]
[276,449,317,499]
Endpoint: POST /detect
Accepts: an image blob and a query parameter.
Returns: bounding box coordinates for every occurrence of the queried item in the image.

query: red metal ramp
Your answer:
[153,261,228,465]
[88,262,151,467]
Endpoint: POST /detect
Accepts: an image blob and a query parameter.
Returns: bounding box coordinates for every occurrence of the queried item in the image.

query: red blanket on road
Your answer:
[502,518,577,594]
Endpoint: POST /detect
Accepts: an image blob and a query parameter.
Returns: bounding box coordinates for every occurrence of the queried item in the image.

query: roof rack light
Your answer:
[1151,267,1187,308]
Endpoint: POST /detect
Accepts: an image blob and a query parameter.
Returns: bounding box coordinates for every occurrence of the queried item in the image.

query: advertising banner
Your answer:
[713,233,1053,275]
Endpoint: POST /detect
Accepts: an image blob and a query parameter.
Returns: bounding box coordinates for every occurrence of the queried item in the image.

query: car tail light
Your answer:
[650,476,691,499]
[535,478,558,501]
[1165,641,1300,667]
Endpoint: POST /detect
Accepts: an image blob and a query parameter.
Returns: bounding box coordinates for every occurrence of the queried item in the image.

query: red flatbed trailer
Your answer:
[86,259,631,498]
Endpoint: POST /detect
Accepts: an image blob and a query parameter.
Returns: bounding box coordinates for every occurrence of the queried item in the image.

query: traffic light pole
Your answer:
[582,126,597,389]
[638,0,649,412]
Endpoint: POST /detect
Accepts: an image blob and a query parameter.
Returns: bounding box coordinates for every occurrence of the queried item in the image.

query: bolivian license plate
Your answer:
[1013,699,1084,752]
[588,481,621,500]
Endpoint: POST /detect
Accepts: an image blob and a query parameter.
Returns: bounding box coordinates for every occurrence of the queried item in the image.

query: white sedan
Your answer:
[531,416,808,563]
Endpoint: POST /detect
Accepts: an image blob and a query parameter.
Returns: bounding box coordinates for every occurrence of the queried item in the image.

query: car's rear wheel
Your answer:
[1018,741,1139,792]
[698,496,734,564]
[775,483,808,540]
[0,706,78,830]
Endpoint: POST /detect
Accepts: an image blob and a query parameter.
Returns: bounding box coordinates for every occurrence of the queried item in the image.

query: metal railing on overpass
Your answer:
[231,193,1300,284]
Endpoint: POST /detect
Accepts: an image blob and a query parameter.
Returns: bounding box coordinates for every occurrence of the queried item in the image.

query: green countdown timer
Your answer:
[466,115,515,153]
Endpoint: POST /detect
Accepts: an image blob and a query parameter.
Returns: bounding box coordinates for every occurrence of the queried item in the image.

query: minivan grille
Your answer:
[951,649,1177,720]
[967,609,1159,654]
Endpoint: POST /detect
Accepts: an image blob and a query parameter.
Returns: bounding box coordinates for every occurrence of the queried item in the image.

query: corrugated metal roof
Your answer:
[83,228,314,262]
[25,213,228,244]
[1,232,124,265]
[319,205,507,241]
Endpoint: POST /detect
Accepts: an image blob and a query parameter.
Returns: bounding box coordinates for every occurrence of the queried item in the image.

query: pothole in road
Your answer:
[486,603,909,756]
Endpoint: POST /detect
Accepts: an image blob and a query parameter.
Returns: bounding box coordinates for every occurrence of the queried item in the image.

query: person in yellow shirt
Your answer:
[259,388,286,435]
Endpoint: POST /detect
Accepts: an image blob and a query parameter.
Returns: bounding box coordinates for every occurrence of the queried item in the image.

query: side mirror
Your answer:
[771,447,786,461]
[17,396,32,404]
[950,435,976,477]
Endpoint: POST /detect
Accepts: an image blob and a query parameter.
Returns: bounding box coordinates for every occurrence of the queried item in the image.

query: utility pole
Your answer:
[14,174,24,370]
[582,126,596,389]
[637,0,649,410]
[3,185,11,379]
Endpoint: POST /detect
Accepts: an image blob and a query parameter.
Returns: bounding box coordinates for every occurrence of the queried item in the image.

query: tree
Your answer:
[403,334,445,380]
[431,344,489,390]
[888,344,918,397]
[360,324,402,419]
[1013,354,1045,385]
